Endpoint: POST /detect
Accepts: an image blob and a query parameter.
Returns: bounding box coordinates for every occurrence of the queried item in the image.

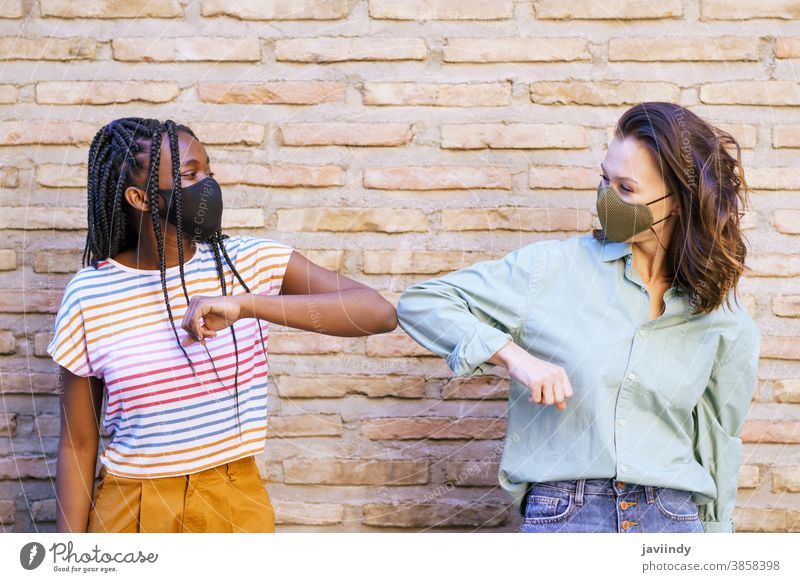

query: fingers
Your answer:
[181,297,210,347]
[527,367,572,411]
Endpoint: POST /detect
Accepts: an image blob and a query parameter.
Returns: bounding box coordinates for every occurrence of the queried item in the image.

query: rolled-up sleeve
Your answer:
[692,318,761,533]
[396,244,543,377]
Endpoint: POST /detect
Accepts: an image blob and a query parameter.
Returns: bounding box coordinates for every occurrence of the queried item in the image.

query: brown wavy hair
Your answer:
[592,102,752,316]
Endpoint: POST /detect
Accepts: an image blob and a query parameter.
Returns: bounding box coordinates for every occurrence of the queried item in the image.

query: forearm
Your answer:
[237,289,396,336]
[56,444,98,533]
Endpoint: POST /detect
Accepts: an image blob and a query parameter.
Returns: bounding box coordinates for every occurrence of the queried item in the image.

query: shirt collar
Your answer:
[600,239,633,262]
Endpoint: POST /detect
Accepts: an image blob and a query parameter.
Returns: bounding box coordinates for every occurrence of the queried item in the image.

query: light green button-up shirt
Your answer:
[396,233,761,533]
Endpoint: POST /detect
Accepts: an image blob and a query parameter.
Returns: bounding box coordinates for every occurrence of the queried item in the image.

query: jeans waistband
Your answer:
[530,478,650,496]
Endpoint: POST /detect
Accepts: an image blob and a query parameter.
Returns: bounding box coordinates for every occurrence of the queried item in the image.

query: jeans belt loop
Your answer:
[645,484,656,504]
[575,478,585,506]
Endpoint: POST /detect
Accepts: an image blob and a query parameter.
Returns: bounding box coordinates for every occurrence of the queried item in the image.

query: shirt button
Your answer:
[620,465,627,472]
[638,329,646,336]
[628,372,636,380]
[618,419,625,426]
[640,287,646,293]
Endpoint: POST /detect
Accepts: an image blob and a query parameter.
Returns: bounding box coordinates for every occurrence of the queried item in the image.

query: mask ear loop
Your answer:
[648,192,677,253]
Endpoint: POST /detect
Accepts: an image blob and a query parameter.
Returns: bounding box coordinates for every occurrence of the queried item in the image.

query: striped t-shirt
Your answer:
[46,235,293,478]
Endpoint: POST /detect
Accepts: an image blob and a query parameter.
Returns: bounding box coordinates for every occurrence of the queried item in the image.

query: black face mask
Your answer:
[132,176,223,243]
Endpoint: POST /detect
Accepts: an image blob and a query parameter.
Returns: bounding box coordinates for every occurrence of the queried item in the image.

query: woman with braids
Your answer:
[397,102,761,533]
[48,117,397,533]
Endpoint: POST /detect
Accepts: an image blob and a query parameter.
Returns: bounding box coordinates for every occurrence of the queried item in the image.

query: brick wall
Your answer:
[1,0,799,532]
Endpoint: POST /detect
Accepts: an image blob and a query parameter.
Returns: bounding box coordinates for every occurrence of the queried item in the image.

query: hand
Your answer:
[490,341,574,410]
[181,295,245,347]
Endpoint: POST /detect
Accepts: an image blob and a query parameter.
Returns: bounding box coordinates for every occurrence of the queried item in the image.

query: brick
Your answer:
[362,417,506,440]
[535,0,682,19]
[0,121,96,145]
[0,37,97,60]
[701,0,800,20]
[760,336,800,360]
[34,250,85,273]
[273,501,344,525]
[742,420,800,444]
[441,207,592,232]
[715,123,757,149]
[774,125,800,148]
[363,501,507,527]
[443,38,590,62]
[530,165,599,190]
[0,208,85,230]
[446,461,500,486]
[0,413,16,436]
[363,82,511,107]
[220,163,345,187]
[531,81,680,105]
[198,82,345,104]
[0,85,16,103]
[746,167,800,190]
[363,250,495,275]
[442,377,509,400]
[609,37,760,61]
[113,37,261,62]
[369,0,512,20]
[774,210,800,235]
[0,456,56,479]
[0,0,22,18]
[363,166,511,190]
[266,414,343,438]
[1,371,64,394]
[201,0,352,20]
[772,466,800,492]
[0,500,13,525]
[277,208,427,233]
[700,82,800,106]
[733,507,785,532]
[0,330,14,354]
[0,166,19,188]
[365,333,437,357]
[774,379,800,402]
[267,332,345,355]
[277,375,426,398]
[221,208,265,229]
[40,0,181,17]
[280,123,413,146]
[284,459,428,485]
[738,464,760,488]
[36,81,180,105]
[747,254,800,277]
[441,123,589,149]
[777,38,800,58]
[189,122,265,145]
[34,414,59,438]
[0,249,15,270]
[37,164,84,188]
[30,499,56,522]
[276,37,427,62]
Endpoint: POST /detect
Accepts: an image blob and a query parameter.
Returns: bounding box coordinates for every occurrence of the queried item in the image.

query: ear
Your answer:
[123,185,150,212]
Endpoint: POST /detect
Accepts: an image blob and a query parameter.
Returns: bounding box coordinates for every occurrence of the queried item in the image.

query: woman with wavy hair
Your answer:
[49,118,397,533]
[397,102,761,533]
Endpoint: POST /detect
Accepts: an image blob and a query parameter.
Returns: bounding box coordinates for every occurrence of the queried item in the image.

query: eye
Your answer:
[619,183,633,193]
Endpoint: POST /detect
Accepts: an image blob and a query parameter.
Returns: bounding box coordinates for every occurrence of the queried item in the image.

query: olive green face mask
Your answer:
[596,181,675,242]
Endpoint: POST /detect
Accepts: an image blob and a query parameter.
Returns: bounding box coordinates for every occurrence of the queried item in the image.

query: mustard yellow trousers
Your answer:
[86,455,275,533]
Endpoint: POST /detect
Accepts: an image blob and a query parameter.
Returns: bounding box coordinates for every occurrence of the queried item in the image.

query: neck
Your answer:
[118,231,197,270]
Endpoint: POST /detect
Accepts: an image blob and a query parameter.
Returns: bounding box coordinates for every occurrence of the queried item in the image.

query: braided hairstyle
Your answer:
[84,116,271,442]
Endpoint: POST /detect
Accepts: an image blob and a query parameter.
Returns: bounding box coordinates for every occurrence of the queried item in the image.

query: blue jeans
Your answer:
[520,477,705,533]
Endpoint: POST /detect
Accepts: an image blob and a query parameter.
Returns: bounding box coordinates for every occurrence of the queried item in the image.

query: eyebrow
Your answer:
[600,163,639,185]
[181,154,210,168]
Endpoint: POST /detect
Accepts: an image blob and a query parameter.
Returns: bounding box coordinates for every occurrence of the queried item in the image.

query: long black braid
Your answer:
[84,116,273,443]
